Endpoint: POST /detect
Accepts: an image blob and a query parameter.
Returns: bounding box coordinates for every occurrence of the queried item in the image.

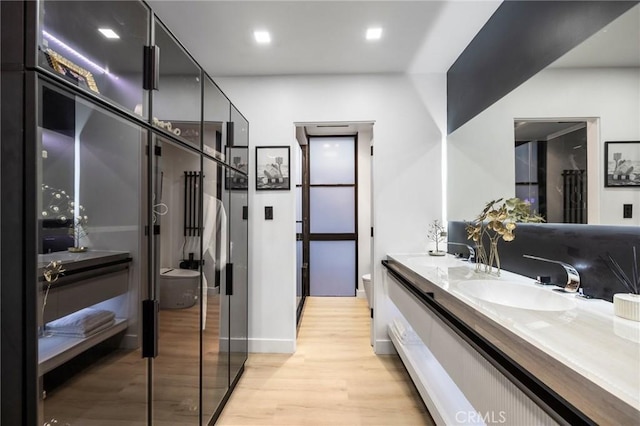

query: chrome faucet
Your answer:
[523,254,580,292]
[448,242,475,263]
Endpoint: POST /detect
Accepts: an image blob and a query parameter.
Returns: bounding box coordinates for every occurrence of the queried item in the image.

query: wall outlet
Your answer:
[265,206,273,220]
[623,204,632,218]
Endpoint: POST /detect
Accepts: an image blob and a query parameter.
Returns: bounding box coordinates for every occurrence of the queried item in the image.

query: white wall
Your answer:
[448,67,640,225]
[216,73,446,354]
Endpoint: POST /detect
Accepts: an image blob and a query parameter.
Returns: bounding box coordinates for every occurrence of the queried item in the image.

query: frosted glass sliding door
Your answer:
[309,241,356,296]
[308,136,357,297]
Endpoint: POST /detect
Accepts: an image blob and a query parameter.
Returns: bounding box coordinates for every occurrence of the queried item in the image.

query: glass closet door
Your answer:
[201,77,231,423]
[149,16,204,425]
[228,106,249,384]
[37,80,148,426]
[37,0,150,117]
[151,135,202,424]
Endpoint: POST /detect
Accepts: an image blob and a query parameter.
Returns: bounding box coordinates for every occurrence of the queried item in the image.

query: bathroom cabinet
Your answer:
[1,1,249,425]
[38,251,131,374]
[383,254,640,425]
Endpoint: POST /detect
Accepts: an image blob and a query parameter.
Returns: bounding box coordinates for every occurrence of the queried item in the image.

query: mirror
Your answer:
[514,120,588,223]
[447,4,640,225]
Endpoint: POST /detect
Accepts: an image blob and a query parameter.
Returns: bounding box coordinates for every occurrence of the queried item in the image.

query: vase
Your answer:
[488,239,501,276]
[614,293,640,322]
[475,243,488,273]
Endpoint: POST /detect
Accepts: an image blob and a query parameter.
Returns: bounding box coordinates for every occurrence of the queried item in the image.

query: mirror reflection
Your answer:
[514,120,587,223]
[447,4,640,225]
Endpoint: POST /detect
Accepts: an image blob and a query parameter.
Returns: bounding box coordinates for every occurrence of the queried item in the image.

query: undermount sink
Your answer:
[406,256,465,269]
[457,280,577,311]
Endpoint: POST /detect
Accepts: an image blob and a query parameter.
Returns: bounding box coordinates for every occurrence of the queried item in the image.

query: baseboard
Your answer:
[374,338,397,355]
[356,289,366,299]
[248,338,295,354]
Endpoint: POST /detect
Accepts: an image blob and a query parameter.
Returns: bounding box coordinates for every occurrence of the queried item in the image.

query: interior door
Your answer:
[308,136,357,297]
[227,106,249,388]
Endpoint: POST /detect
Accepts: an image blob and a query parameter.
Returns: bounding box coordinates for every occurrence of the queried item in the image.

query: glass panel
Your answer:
[153,136,201,424]
[153,21,202,148]
[38,0,149,117]
[201,156,229,423]
[295,187,302,222]
[515,141,538,183]
[310,187,355,234]
[228,169,249,386]
[296,240,303,304]
[295,144,303,186]
[309,136,355,185]
[229,105,249,178]
[309,241,356,296]
[204,77,229,161]
[37,81,147,425]
[226,147,249,191]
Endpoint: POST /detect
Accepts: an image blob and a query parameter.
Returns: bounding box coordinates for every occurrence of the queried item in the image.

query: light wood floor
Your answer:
[217,297,434,426]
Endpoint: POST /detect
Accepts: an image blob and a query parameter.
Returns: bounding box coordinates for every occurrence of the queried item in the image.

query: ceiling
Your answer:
[146,0,502,77]
[514,121,585,143]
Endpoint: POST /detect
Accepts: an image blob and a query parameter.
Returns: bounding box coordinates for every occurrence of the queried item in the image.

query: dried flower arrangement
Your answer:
[427,220,447,256]
[602,247,640,295]
[466,197,544,275]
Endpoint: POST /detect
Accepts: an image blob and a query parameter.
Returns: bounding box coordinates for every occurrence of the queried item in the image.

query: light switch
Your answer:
[265,206,273,220]
[623,204,632,218]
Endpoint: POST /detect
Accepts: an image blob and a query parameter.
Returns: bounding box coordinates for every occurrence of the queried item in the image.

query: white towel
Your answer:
[391,318,422,345]
[46,308,115,334]
[48,318,116,338]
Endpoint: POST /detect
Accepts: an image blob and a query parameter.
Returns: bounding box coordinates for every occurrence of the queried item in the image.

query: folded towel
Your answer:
[393,318,407,337]
[48,318,115,338]
[46,308,115,334]
[390,319,422,345]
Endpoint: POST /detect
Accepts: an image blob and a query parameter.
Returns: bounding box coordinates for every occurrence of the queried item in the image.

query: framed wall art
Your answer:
[605,141,640,187]
[256,146,290,190]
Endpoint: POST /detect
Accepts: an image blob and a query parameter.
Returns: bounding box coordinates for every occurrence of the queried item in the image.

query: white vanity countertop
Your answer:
[386,253,640,424]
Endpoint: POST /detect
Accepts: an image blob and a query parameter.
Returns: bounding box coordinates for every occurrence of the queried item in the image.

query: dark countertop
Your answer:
[38,250,131,276]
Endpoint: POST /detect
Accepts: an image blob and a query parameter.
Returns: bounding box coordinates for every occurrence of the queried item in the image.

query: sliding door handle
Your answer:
[225,263,234,295]
[142,299,158,358]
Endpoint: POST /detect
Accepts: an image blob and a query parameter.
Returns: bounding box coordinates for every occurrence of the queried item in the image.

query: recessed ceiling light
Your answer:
[98,28,120,39]
[366,27,382,41]
[254,30,271,44]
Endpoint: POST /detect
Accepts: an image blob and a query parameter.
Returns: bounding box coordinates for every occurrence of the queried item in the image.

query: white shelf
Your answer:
[388,323,483,426]
[38,318,128,376]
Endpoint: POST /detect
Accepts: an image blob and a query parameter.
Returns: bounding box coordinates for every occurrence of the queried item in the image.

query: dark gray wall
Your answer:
[447,1,638,134]
[448,221,640,301]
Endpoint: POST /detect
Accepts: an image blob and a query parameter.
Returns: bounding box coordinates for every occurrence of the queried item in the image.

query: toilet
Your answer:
[362,273,372,308]
[159,268,200,309]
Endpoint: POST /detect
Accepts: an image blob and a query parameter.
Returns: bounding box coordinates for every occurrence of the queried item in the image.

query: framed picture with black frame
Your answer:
[256,146,290,190]
[605,141,640,187]
[226,147,249,190]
